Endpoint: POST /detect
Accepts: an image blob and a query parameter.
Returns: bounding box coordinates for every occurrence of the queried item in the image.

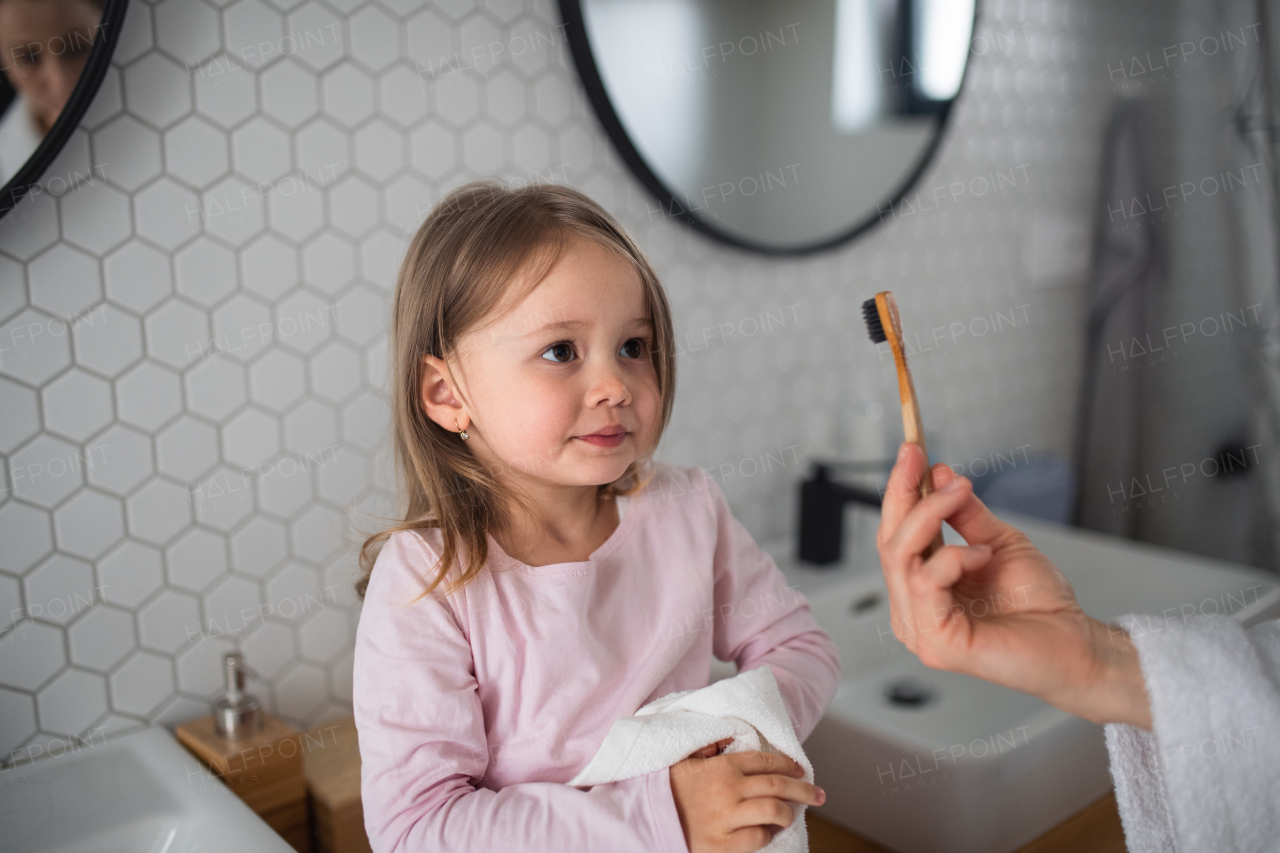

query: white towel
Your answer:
[1104,613,1280,853]
[570,666,813,853]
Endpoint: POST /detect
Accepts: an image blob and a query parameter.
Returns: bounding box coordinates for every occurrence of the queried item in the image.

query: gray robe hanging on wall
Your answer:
[1073,97,1168,540]
[1074,0,1280,572]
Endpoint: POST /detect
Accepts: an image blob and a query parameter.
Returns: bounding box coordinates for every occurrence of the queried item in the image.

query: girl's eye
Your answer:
[619,338,646,359]
[541,342,575,363]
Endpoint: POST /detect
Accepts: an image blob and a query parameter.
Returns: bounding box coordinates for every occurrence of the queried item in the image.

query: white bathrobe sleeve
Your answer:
[1103,613,1280,853]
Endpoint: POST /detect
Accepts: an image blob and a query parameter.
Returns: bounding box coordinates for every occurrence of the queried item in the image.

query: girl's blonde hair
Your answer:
[356,181,676,600]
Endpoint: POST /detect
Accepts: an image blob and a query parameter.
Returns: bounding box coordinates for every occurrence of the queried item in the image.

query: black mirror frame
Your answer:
[0,0,130,218]
[556,0,981,256]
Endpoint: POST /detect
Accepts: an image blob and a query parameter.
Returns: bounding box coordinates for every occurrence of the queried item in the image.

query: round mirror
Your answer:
[561,0,977,254]
[0,0,127,215]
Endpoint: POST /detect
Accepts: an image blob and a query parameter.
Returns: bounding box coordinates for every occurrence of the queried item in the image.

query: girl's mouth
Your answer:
[577,430,627,448]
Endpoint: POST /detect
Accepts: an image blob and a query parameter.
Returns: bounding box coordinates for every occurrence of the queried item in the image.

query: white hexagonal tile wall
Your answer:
[68,605,137,671]
[115,360,183,430]
[155,415,219,482]
[175,238,237,308]
[283,399,337,454]
[104,240,174,314]
[222,408,280,468]
[0,621,65,690]
[93,116,164,192]
[23,553,96,626]
[223,0,284,71]
[97,540,165,607]
[0,688,37,755]
[123,53,194,129]
[260,60,319,128]
[38,669,108,735]
[0,308,73,386]
[308,341,361,402]
[231,118,293,185]
[72,303,144,378]
[184,357,248,421]
[109,651,174,716]
[289,504,341,563]
[354,121,404,182]
[229,516,288,577]
[42,369,114,442]
[202,575,261,636]
[379,65,428,128]
[154,0,222,66]
[239,234,298,301]
[348,5,399,72]
[194,63,259,128]
[300,232,354,296]
[322,65,375,128]
[134,178,201,250]
[138,588,200,653]
[239,619,295,678]
[53,489,125,559]
[0,502,54,575]
[249,348,306,412]
[29,244,102,319]
[165,527,228,592]
[0,377,40,453]
[285,2,346,72]
[274,661,326,721]
[60,182,134,256]
[192,465,256,531]
[8,434,85,508]
[164,116,231,189]
[126,477,193,545]
[175,635,235,696]
[85,424,154,495]
[274,290,334,354]
[294,118,349,175]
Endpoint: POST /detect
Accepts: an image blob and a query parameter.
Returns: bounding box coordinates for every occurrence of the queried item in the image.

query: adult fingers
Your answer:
[885,475,974,567]
[878,443,928,547]
[932,469,1011,547]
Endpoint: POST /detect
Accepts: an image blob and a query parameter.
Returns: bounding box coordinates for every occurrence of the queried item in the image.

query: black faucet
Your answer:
[797,462,887,565]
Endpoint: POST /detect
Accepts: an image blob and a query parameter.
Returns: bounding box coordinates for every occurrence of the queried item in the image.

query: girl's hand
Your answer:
[669,749,824,853]
[686,737,734,760]
[877,442,1152,730]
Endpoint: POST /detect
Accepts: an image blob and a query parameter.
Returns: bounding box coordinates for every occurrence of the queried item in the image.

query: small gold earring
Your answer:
[455,418,469,440]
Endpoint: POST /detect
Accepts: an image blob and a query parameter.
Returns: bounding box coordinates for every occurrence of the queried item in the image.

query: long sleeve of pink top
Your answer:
[352,462,841,853]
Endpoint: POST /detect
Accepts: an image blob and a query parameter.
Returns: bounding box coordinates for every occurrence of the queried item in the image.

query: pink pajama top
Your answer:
[352,462,841,853]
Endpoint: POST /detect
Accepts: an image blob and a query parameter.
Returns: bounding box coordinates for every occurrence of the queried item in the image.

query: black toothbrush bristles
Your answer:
[861,298,886,344]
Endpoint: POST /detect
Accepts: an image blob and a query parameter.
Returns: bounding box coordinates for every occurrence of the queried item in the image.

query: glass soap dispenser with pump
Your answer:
[175,652,312,851]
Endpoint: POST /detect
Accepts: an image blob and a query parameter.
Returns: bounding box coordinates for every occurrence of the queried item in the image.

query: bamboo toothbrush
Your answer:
[862,291,945,558]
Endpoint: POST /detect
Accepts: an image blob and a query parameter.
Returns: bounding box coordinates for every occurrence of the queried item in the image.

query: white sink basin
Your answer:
[762,508,1280,853]
[0,726,296,853]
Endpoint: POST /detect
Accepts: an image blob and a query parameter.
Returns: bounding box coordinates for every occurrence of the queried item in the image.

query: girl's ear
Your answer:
[420,354,469,432]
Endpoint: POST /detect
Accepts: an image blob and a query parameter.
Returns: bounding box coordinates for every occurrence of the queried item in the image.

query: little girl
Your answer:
[352,181,839,853]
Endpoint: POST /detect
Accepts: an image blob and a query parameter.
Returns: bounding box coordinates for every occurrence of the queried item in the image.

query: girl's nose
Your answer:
[585,356,631,407]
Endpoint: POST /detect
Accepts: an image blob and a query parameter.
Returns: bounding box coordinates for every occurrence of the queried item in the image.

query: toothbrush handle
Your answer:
[917,463,946,559]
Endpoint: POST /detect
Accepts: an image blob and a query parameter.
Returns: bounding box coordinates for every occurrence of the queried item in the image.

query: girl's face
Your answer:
[430,236,662,492]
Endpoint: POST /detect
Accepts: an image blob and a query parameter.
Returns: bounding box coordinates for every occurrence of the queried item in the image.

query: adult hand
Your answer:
[669,747,824,853]
[876,442,1151,730]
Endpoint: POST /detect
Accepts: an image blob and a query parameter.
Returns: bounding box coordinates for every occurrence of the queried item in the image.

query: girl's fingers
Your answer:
[728,750,803,778]
[736,773,823,807]
[733,792,802,829]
